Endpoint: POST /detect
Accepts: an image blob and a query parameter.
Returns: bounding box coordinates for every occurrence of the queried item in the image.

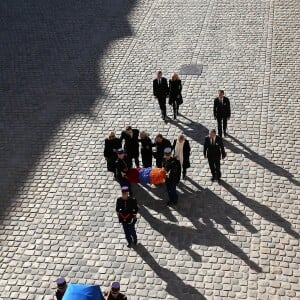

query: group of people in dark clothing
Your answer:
[104,73,231,251]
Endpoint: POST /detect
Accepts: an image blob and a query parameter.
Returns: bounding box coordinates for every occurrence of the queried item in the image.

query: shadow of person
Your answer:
[139,206,262,272]
[0,0,136,220]
[175,189,258,234]
[221,181,300,239]
[132,184,178,223]
[225,135,300,187]
[133,243,207,300]
[170,116,299,187]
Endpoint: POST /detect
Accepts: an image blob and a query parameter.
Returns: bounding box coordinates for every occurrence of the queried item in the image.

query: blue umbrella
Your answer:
[62,283,105,300]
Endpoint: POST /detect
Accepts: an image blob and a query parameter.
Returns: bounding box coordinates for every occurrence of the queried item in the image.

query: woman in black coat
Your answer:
[172,134,191,179]
[104,131,122,175]
[139,131,153,168]
[169,73,183,119]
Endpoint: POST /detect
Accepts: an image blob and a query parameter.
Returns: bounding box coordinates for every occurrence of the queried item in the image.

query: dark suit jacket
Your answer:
[172,139,191,169]
[120,129,140,155]
[153,77,169,99]
[104,138,122,159]
[169,79,182,104]
[213,96,231,119]
[203,136,226,160]
[154,138,172,159]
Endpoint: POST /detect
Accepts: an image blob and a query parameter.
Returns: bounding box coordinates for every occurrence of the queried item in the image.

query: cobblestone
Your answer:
[0,0,300,299]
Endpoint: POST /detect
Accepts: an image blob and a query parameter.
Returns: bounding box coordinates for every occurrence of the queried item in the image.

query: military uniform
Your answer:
[115,149,132,196]
[104,282,127,300]
[162,148,181,205]
[116,187,138,247]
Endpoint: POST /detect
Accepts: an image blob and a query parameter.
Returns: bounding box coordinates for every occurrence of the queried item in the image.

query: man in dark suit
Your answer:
[153,134,171,167]
[120,126,140,167]
[203,129,226,183]
[213,90,231,137]
[153,71,169,120]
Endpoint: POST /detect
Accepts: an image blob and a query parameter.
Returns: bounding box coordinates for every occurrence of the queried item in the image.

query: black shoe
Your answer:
[224,132,227,137]
[218,179,221,184]
[133,239,137,245]
[167,201,172,206]
[182,175,186,180]
[127,242,132,248]
[211,177,215,182]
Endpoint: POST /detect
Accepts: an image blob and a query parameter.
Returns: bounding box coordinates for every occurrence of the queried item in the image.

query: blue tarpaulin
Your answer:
[62,283,105,300]
[139,167,152,184]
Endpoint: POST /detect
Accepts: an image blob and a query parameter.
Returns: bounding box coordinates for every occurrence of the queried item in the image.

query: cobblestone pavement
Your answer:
[1,0,299,299]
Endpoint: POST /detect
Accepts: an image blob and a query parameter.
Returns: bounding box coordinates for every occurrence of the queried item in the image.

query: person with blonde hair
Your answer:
[169,73,183,119]
[104,131,122,176]
[172,133,191,179]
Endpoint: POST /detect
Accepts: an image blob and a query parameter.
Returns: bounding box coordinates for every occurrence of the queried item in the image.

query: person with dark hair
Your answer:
[172,134,191,179]
[116,186,138,248]
[153,71,169,120]
[120,126,140,167]
[162,147,181,205]
[203,129,226,183]
[115,148,132,196]
[55,277,67,300]
[104,282,127,300]
[104,131,122,177]
[139,131,153,168]
[213,90,231,137]
[169,73,183,119]
[153,134,171,167]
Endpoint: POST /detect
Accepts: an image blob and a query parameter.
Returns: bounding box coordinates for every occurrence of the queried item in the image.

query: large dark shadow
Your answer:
[139,206,262,272]
[134,182,257,234]
[221,181,300,239]
[133,243,206,300]
[0,1,136,218]
[171,114,299,186]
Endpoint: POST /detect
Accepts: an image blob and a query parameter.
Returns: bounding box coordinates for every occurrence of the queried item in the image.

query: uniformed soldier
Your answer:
[104,282,127,300]
[55,277,67,300]
[116,186,138,248]
[115,148,132,196]
[162,147,181,205]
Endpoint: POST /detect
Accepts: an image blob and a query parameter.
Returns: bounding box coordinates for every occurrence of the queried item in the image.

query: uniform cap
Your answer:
[117,148,124,154]
[111,282,120,290]
[56,277,66,287]
[164,147,172,154]
[121,186,129,193]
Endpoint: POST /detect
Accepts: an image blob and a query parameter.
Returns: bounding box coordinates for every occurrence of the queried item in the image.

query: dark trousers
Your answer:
[118,178,132,196]
[208,158,221,179]
[166,181,178,204]
[127,154,139,168]
[156,156,163,168]
[122,221,137,244]
[172,101,179,118]
[157,97,167,118]
[182,167,187,178]
[217,117,227,137]
[141,153,152,168]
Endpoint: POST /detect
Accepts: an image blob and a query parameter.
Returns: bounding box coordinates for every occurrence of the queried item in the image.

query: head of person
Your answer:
[110,282,121,299]
[157,71,162,79]
[126,126,133,136]
[218,89,225,98]
[56,277,67,294]
[177,133,185,143]
[121,187,129,199]
[117,148,125,159]
[171,73,180,81]
[209,129,217,139]
[164,147,172,160]
[140,131,148,139]
[108,131,116,140]
[155,134,163,143]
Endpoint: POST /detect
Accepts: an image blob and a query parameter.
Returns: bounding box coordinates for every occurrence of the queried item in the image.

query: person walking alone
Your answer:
[213,90,231,137]
[153,71,169,120]
[116,186,139,248]
[169,73,183,119]
[172,134,191,180]
[203,129,226,183]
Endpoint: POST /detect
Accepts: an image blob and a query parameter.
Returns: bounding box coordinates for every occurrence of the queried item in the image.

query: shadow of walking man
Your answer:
[133,243,207,300]
[221,181,300,239]
[139,206,262,272]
